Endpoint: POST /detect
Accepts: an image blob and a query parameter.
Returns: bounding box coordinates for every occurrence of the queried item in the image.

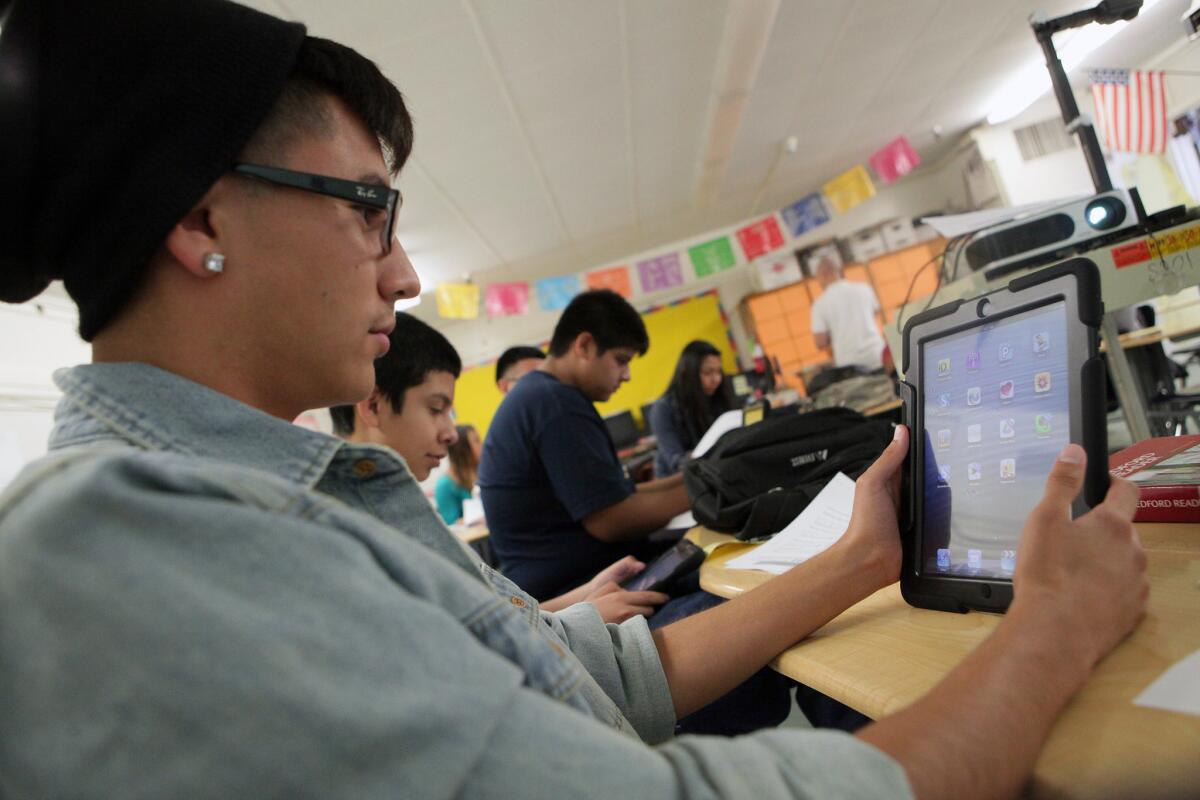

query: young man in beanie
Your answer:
[0,2,1150,800]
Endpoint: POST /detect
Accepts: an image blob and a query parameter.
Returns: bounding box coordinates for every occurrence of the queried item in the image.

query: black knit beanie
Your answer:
[0,0,307,340]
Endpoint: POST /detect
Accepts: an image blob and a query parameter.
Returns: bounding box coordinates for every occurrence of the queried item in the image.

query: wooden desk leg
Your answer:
[1103,312,1152,443]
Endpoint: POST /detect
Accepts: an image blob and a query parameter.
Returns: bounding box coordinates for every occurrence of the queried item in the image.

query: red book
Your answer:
[1108,435,1200,522]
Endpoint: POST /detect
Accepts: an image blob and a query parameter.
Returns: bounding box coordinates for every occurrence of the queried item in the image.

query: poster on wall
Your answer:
[637,253,684,293]
[823,165,876,213]
[585,266,633,298]
[736,215,785,260]
[485,282,530,317]
[534,275,581,311]
[780,193,831,237]
[688,236,737,277]
[869,136,921,184]
[435,283,480,319]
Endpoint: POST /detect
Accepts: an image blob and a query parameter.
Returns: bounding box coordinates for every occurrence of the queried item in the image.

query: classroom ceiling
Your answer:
[241,0,1189,303]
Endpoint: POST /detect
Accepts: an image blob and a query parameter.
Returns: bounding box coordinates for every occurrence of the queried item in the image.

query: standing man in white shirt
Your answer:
[810,258,887,371]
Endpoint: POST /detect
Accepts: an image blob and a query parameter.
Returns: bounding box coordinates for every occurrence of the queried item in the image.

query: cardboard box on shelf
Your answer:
[753,252,803,292]
[880,218,917,251]
[849,228,887,262]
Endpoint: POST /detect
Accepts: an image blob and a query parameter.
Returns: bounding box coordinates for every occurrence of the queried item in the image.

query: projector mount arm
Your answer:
[1030,0,1143,193]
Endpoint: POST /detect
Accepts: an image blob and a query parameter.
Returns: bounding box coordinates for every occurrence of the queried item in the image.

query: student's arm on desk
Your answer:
[857,450,1147,800]
[813,332,830,351]
[650,428,908,717]
[582,474,689,543]
[649,434,1147,800]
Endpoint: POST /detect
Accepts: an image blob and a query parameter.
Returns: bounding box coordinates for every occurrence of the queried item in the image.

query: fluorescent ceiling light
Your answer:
[985,0,1163,125]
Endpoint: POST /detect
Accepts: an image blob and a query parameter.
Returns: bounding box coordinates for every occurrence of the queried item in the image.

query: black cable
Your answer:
[914,229,978,320]
[893,237,959,335]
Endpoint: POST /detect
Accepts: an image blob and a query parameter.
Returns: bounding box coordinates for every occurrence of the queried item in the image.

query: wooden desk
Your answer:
[699,523,1200,800]
[862,397,903,417]
[450,523,489,544]
[1098,326,1166,352]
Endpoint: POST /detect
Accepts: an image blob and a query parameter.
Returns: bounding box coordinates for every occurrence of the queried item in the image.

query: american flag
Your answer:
[1089,69,1168,154]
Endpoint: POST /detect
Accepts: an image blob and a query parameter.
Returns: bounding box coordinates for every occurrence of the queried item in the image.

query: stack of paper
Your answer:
[725,472,856,574]
[691,409,743,458]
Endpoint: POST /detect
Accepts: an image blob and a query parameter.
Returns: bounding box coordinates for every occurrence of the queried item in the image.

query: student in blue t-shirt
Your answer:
[478,290,694,602]
[435,424,479,525]
[479,290,795,736]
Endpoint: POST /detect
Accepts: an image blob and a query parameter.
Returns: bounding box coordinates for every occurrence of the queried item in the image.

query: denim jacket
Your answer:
[0,363,910,799]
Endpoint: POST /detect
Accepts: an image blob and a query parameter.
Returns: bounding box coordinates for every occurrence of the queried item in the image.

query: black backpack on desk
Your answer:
[683,407,893,540]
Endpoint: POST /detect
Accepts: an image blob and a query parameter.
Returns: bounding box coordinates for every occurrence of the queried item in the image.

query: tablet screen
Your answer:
[919,300,1070,580]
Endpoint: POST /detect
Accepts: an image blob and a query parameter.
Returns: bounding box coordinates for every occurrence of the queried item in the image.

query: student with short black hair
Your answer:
[329,313,462,476]
[495,345,545,394]
[649,339,736,477]
[331,311,666,623]
[479,289,690,601]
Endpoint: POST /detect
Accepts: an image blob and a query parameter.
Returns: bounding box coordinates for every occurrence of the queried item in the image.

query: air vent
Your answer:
[1014,118,1074,161]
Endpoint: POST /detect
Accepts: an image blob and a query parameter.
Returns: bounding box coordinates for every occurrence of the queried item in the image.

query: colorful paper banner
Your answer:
[736,215,785,261]
[869,136,921,184]
[823,165,875,213]
[585,265,633,298]
[534,275,581,311]
[637,253,684,293]
[485,282,529,318]
[780,193,831,237]
[688,237,737,278]
[435,283,480,320]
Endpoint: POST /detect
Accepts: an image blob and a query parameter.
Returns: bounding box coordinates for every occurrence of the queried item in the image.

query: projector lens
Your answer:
[1085,197,1126,230]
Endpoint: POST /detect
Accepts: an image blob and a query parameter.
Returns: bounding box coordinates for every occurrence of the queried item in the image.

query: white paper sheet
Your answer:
[920,198,1086,239]
[726,472,856,574]
[691,409,743,458]
[1134,649,1200,717]
[666,510,697,530]
[462,497,486,527]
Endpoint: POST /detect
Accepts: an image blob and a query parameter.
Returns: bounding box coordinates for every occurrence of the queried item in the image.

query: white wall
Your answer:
[972,36,1200,211]
[0,286,90,484]
[972,121,1096,207]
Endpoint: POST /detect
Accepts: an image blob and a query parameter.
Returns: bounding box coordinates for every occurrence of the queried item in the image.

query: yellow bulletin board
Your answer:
[453,290,739,437]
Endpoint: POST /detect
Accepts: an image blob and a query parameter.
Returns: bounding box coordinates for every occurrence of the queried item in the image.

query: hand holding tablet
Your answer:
[898,259,1110,612]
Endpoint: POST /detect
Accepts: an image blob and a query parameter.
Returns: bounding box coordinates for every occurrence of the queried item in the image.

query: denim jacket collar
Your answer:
[51,362,344,487]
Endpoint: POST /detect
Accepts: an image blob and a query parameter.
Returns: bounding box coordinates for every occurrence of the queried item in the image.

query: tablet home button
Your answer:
[980,584,992,599]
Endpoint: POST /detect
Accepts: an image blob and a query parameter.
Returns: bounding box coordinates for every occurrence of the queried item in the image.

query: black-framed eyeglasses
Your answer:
[232,163,399,256]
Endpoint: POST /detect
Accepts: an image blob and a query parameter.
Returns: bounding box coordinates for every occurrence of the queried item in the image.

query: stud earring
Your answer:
[203,252,225,274]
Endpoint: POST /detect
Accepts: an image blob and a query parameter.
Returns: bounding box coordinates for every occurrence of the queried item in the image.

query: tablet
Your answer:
[619,539,706,593]
[898,259,1109,613]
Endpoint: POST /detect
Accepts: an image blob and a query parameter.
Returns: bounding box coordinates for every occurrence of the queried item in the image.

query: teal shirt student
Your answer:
[435,473,473,524]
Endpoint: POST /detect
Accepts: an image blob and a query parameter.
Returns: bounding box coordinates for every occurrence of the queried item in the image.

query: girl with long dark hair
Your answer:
[648,340,733,476]
[435,424,481,524]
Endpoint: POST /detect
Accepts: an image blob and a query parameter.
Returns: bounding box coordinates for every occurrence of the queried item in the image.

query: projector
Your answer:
[952,190,1142,281]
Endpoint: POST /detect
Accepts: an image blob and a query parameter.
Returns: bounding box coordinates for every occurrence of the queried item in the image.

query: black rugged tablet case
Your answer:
[897,258,1108,613]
